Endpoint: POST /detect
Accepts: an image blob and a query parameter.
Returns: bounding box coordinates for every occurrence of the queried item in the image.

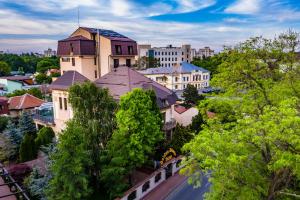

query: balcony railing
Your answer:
[163,118,176,131]
[33,107,55,125]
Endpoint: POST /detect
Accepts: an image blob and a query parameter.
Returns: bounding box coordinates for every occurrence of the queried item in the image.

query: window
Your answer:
[181,58,184,61]
[155,52,157,56]
[162,58,164,61]
[182,52,184,55]
[64,98,67,110]
[59,97,63,110]
[115,45,122,55]
[187,77,189,81]
[175,57,177,61]
[113,59,119,68]
[175,52,177,55]
[161,112,166,123]
[94,57,97,65]
[175,77,178,82]
[142,181,150,192]
[128,191,136,200]
[172,52,174,55]
[126,59,131,67]
[168,58,170,61]
[175,85,178,89]
[158,52,160,55]
[162,52,164,55]
[62,57,70,62]
[72,58,75,66]
[128,46,133,54]
[172,58,174,61]
[165,63,167,67]
[168,63,170,67]
[70,43,73,53]
[95,70,97,79]
[155,172,162,183]
[168,52,171,55]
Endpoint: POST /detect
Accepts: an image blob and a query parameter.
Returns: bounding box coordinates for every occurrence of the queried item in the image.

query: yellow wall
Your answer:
[71,28,92,39]
[99,36,112,76]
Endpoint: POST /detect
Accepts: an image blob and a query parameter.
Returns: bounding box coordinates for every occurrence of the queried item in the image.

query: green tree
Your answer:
[103,88,164,198]
[46,121,92,200]
[170,124,194,154]
[5,120,22,146]
[18,112,36,135]
[0,61,11,76]
[192,53,226,76]
[182,84,204,106]
[36,60,53,73]
[35,127,55,150]
[68,81,117,185]
[35,73,52,84]
[7,88,43,99]
[19,133,37,162]
[181,32,300,199]
[0,116,9,132]
[0,134,17,163]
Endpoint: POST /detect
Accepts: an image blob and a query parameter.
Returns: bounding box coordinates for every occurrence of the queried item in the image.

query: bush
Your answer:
[19,133,37,162]
[170,124,194,154]
[0,116,9,132]
[35,127,55,150]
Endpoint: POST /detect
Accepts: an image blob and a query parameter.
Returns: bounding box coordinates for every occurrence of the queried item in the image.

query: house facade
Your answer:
[139,62,210,91]
[57,27,138,81]
[8,94,44,117]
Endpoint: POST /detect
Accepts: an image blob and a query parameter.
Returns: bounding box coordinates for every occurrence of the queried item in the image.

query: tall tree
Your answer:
[0,61,11,76]
[181,31,300,199]
[46,121,92,200]
[18,112,36,134]
[19,133,37,162]
[68,81,117,185]
[182,84,204,106]
[102,88,164,198]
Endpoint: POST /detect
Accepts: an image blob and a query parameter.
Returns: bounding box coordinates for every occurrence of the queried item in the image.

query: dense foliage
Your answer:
[0,116,9,132]
[192,53,226,76]
[102,88,164,198]
[47,121,92,200]
[182,84,204,106]
[0,53,59,74]
[35,127,55,150]
[19,133,37,162]
[6,87,43,99]
[0,61,11,76]
[170,124,194,154]
[181,31,300,199]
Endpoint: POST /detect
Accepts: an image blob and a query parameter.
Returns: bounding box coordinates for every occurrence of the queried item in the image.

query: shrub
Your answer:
[19,133,37,162]
[35,127,55,150]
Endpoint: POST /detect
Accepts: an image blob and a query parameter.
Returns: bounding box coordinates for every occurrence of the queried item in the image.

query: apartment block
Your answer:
[57,27,138,81]
[138,44,192,67]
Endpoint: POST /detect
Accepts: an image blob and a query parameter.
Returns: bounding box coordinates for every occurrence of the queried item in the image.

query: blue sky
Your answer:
[0,0,299,53]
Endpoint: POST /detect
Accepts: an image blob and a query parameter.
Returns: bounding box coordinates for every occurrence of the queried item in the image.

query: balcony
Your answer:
[163,118,176,131]
[33,102,55,125]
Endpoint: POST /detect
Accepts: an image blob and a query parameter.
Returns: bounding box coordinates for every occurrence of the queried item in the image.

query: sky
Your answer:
[0,0,300,53]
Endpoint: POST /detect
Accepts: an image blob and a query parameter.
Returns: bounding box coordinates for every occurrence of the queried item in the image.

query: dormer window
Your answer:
[128,46,133,54]
[115,45,122,55]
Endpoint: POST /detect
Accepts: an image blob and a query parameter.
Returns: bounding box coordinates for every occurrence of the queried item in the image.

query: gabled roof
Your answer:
[49,71,89,91]
[8,94,44,110]
[139,62,210,75]
[94,67,177,108]
[80,27,135,42]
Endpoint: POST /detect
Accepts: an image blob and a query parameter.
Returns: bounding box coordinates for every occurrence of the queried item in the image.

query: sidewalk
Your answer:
[142,173,187,200]
[0,177,17,200]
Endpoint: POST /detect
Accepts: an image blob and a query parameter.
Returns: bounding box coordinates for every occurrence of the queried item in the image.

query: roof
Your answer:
[94,67,177,108]
[80,27,135,42]
[0,96,8,103]
[139,62,210,75]
[174,104,189,114]
[0,76,32,81]
[8,94,44,110]
[49,71,89,91]
[59,35,92,42]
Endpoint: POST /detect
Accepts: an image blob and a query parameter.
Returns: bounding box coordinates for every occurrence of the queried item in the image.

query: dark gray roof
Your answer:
[94,67,177,109]
[139,62,210,75]
[80,27,135,42]
[50,71,89,90]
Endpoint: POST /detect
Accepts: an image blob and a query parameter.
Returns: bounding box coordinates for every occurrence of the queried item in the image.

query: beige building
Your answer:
[57,27,138,81]
[139,62,210,91]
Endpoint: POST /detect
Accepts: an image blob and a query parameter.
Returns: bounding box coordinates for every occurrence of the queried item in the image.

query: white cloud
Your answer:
[225,0,261,14]
[174,0,216,13]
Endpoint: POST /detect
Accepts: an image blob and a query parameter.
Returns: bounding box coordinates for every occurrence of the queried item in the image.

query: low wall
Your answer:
[118,156,183,200]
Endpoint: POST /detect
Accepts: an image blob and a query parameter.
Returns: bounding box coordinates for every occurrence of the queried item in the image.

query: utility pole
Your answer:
[77,7,80,27]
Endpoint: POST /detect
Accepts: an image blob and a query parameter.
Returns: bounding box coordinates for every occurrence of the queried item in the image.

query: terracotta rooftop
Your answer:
[174,104,189,114]
[8,94,44,110]
[49,71,89,91]
[94,67,177,108]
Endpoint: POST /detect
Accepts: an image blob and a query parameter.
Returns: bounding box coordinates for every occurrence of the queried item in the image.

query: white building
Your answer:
[195,47,214,58]
[138,44,193,67]
[139,62,210,91]
[44,48,57,57]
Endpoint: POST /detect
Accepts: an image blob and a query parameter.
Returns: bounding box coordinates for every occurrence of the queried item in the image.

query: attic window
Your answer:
[128,46,133,54]
[115,45,122,55]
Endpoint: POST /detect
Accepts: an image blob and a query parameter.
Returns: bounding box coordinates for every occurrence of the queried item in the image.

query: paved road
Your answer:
[165,175,210,200]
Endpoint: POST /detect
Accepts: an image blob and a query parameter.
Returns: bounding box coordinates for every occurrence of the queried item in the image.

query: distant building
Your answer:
[137,44,193,67]
[44,48,56,57]
[195,47,214,58]
[8,94,44,117]
[57,27,138,81]
[139,62,210,91]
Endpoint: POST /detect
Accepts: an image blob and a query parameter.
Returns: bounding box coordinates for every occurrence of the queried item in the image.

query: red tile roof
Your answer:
[8,94,44,110]
[174,105,189,114]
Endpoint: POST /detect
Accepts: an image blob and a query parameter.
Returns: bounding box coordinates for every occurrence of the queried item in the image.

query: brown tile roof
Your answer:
[94,67,177,108]
[49,71,89,91]
[174,104,189,114]
[8,94,44,110]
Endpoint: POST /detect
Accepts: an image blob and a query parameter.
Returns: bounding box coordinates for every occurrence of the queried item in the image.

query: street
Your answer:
[165,175,210,200]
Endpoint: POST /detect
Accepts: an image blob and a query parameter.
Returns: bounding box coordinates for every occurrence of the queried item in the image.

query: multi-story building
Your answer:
[57,27,138,81]
[139,62,210,91]
[195,47,214,58]
[44,48,56,57]
[138,44,192,67]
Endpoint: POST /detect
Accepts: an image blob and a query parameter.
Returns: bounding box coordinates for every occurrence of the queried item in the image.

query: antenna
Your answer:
[77,7,80,27]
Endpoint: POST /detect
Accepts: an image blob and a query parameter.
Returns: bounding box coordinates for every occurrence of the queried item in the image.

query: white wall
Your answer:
[173,106,198,127]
